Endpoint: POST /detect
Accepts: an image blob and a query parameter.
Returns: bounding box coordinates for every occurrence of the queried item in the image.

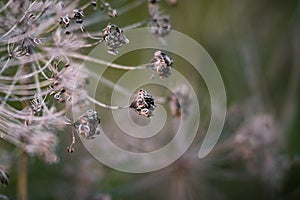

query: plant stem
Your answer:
[65,52,148,70]
[87,95,130,109]
[17,149,28,200]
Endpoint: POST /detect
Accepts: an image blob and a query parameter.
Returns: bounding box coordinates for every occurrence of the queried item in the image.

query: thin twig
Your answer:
[66,52,148,70]
[87,95,129,110]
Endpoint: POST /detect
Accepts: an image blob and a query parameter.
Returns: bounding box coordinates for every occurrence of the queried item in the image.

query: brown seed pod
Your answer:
[130,89,156,118]
[73,110,101,139]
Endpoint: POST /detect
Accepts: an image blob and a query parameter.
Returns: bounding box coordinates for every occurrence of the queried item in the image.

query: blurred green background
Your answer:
[1,0,300,199]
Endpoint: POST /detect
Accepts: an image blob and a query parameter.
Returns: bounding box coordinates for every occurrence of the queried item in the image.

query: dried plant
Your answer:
[0,0,178,198]
[0,0,174,158]
[0,0,297,199]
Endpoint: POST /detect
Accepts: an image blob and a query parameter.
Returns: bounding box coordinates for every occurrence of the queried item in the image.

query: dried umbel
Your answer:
[0,0,175,165]
[149,51,173,78]
[73,110,101,139]
[102,23,129,55]
[130,89,156,118]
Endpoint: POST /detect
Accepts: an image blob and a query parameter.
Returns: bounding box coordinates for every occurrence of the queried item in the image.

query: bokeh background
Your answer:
[1,0,300,199]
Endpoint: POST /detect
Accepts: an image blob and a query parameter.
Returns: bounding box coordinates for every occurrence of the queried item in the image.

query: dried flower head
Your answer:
[167,85,190,117]
[49,63,89,106]
[148,0,171,37]
[30,93,45,115]
[49,75,70,103]
[102,23,129,55]
[130,89,156,118]
[73,110,101,139]
[149,12,171,37]
[149,51,173,78]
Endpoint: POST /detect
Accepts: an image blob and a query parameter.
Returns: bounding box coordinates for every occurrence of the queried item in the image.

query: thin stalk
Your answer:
[2,103,67,121]
[0,64,23,109]
[87,95,129,110]
[0,0,14,13]
[0,79,52,90]
[31,63,50,114]
[78,40,103,48]
[0,1,37,40]
[66,52,149,70]
[17,150,28,200]
[86,68,167,103]
[81,0,147,28]
[85,68,131,96]
[16,62,32,200]
[122,20,148,31]
[0,56,54,81]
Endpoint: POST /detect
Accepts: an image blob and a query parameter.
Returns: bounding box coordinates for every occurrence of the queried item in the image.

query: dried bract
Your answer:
[73,110,101,139]
[130,89,156,118]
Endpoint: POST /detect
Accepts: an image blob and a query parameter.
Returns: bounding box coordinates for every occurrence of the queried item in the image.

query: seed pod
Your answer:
[73,110,101,139]
[102,24,129,55]
[149,12,171,37]
[73,9,84,24]
[67,147,74,153]
[130,89,156,118]
[30,93,44,114]
[60,15,70,27]
[149,51,173,78]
